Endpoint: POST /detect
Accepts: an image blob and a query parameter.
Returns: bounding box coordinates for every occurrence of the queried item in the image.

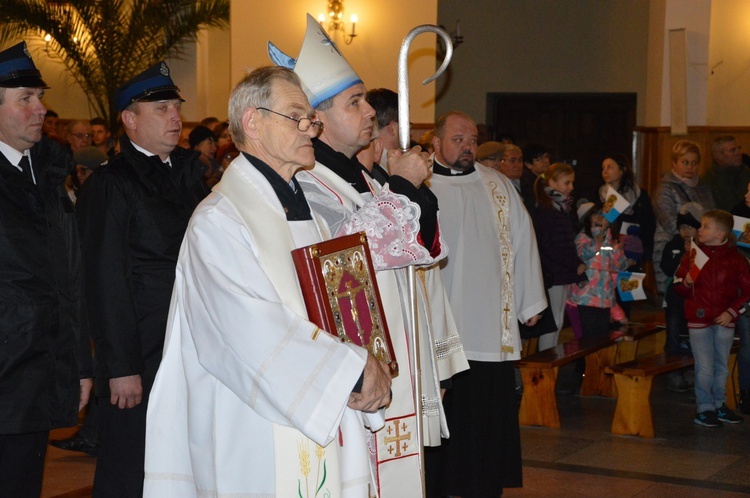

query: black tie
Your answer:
[18,155,33,184]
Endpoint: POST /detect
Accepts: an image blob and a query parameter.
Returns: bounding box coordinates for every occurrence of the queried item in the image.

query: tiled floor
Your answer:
[512,382,750,497]
[41,303,750,497]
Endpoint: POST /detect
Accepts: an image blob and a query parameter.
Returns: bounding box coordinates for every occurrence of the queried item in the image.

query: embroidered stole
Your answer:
[303,163,424,498]
[475,165,516,354]
[213,162,344,497]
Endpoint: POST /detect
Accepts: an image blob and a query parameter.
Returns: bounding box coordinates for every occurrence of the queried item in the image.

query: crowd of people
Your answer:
[2,13,750,498]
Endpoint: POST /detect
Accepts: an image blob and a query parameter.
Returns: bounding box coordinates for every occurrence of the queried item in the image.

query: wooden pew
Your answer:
[607,354,694,438]
[582,323,666,398]
[607,340,739,438]
[517,323,667,428]
[517,335,616,428]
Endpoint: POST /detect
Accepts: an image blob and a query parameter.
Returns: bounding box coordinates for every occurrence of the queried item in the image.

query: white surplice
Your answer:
[428,163,547,361]
[143,155,376,498]
[296,163,469,497]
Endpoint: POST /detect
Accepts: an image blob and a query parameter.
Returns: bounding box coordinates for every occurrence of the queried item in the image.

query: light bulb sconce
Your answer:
[318,0,358,45]
[437,19,463,54]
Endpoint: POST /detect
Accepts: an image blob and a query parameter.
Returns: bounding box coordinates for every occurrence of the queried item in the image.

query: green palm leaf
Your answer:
[0,0,229,130]
[316,460,327,495]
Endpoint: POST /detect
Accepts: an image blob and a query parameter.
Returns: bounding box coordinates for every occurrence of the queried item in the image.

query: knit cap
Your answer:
[188,125,216,148]
[676,202,704,229]
[476,141,505,161]
[73,146,108,170]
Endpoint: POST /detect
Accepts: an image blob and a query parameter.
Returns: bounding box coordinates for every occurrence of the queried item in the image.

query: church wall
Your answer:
[230,0,439,124]
[4,26,230,124]
[12,1,750,131]
[19,40,93,120]
[189,27,233,122]
[4,0,439,124]
[656,0,711,128]
[707,0,750,126]
[435,0,651,126]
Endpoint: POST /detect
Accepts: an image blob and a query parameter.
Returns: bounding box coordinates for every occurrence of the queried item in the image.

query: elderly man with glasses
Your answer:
[477,141,525,193]
[143,65,393,498]
[66,119,93,154]
[268,16,471,497]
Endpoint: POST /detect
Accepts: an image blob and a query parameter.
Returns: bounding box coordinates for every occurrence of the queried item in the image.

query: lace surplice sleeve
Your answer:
[339,185,432,270]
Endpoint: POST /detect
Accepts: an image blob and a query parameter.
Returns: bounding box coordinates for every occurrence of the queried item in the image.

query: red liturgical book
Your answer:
[292,232,399,377]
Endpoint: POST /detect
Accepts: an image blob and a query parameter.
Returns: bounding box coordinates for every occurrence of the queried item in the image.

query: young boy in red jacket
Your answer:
[674,209,750,427]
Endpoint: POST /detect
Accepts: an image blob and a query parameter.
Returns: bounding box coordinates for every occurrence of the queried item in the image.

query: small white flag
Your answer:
[733,215,750,249]
[689,239,709,281]
[617,271,646,301]
[601,185,631,223]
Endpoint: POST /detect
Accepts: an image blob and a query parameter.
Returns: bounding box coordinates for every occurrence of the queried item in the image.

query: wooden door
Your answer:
[486,93,637,203]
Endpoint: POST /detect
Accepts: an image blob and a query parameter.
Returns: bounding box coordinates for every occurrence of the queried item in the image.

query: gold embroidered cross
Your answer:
[384,420,412,457]
[337,280,365,342]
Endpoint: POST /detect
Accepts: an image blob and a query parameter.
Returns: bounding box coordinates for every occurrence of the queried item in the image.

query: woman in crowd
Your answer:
[652,140,715,293]
[599,154,656,316]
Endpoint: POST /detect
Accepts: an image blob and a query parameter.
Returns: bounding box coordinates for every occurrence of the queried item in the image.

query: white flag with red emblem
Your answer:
[688,239,708,281]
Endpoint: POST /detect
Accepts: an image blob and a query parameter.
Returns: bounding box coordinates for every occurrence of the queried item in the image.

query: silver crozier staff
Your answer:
[396,24,453,491]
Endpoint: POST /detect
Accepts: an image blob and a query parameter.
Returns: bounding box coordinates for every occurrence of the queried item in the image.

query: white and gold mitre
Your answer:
[268,13,362,108]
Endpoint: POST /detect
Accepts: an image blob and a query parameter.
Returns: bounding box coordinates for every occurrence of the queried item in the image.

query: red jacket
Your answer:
[674,241,750,328]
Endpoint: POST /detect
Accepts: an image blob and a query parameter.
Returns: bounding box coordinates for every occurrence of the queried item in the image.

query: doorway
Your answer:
[486,93,637,202]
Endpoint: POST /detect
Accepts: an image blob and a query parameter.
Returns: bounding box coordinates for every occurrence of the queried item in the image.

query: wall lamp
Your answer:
[318,0,358,45]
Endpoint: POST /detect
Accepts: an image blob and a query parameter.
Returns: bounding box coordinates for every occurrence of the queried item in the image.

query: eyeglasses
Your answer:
[257,107,324,133]
[70,133,92,140]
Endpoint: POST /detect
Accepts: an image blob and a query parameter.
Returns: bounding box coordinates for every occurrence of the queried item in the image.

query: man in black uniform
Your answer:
[76,62,208,497]
[0,41,93,497]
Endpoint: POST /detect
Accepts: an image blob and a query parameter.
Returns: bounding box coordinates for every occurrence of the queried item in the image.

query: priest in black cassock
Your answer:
[428,111,548,497]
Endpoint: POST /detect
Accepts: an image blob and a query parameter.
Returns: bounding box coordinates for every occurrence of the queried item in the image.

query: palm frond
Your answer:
[0,0,230,129]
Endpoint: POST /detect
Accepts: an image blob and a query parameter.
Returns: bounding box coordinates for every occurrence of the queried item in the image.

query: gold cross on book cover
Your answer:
[292,232,398,377]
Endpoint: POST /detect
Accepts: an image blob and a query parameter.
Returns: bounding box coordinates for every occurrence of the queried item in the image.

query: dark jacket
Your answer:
[660,233,687,279]
[76,137,208,396]
[520,167,538,215]
[532,204,586,287]
[674,241,750,327]
[0,137,92,433]
[701,162,750,212]
[615,188,656,266]
[660,233,687,308]
[732,200,750,259]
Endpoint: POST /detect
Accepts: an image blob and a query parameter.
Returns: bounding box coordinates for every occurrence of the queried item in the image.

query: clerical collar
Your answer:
[131,140,172,166]
[431,158,475,176]
[313,139,370,193]
[242,152,312,221]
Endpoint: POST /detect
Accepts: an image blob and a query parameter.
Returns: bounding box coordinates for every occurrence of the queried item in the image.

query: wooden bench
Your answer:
[584,323,666,398]
[517,335,609,428]
[516,323,664,428]
[517,322,666,427]
[607,340,739,438]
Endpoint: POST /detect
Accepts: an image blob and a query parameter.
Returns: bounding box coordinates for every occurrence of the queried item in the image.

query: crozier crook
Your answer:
[396,24,453,491]
[397,25,453,152]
